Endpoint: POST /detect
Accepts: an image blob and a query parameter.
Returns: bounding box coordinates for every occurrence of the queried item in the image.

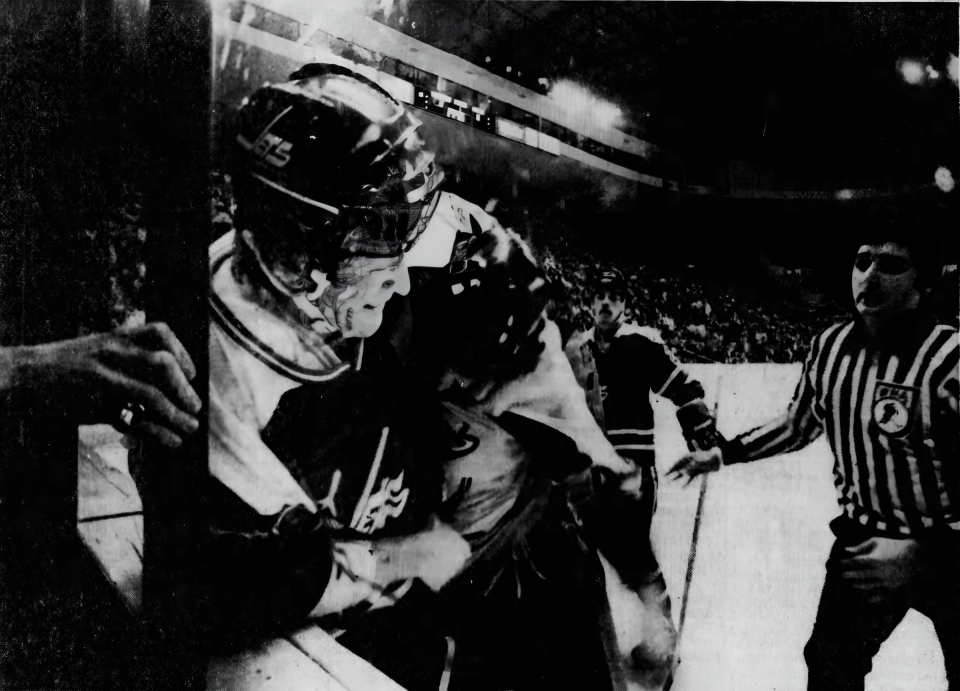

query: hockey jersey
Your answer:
[565,322,718,466]
[203,230,449,646]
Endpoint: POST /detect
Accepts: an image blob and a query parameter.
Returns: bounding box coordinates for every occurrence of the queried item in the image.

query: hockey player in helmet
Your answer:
[355,195,684,691]
[153,66,472,660]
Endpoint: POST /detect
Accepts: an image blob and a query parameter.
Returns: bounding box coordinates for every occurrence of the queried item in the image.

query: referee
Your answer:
[669,208,959,690]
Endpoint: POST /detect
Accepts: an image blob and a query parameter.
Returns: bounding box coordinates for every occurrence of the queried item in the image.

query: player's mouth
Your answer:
[858,292,883,309]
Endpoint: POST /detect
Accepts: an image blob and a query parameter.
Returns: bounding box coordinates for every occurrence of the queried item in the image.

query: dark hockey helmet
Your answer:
[231,63,444,290]
[594,267,627,298]
[412,221,551,382]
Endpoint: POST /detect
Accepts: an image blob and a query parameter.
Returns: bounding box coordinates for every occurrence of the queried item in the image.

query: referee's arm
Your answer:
[722,336,824,465]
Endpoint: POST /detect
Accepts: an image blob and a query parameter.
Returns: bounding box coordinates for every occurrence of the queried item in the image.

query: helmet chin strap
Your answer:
[240,230,341,335]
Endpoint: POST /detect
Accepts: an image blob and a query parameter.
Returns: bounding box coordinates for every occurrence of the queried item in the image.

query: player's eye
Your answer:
[854,254,873,272]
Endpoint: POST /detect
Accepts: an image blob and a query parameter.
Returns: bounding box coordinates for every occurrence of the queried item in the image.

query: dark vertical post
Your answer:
[137,0,211,687]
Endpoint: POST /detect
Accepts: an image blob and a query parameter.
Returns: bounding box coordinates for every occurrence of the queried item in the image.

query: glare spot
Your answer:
[506,66,512,73]
[899,59,925,85]
[935,166,955,193]
[948,54,959,87]
[546,78,623,133]
[835,189,855,200]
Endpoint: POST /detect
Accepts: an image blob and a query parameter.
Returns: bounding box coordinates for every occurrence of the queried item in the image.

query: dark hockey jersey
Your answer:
[565,322,718,466]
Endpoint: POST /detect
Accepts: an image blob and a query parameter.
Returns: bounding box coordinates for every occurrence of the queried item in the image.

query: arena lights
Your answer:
[547,78,623,134]
[897,57,954,86]
[898,59,925,84]
[935,167,955,193]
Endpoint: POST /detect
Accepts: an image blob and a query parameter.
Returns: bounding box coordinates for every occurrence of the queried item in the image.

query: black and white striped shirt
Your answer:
[724,311,959,536]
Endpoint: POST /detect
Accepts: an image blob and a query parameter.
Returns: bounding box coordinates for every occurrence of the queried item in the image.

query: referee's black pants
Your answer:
[804,516,960,691]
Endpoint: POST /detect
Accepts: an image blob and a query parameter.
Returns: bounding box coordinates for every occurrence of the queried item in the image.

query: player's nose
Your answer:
[391,261,412,297]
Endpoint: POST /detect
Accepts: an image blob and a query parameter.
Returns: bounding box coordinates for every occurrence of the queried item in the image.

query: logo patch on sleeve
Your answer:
[872,382,918,437]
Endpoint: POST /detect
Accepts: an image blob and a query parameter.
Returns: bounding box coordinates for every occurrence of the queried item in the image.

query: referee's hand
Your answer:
[839,536,919,602]
[4,322,201,448]
[667,447,723,486]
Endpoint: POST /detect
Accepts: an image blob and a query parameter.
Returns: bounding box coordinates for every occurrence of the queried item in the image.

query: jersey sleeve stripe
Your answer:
[654,366,682,397]
[211,300,351,384]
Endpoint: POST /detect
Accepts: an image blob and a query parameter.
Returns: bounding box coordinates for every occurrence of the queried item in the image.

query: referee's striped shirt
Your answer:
[724,312,959,536]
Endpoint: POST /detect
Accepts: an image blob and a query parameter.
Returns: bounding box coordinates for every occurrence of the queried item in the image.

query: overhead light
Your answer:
[547,78,623,132]
[935,166,955,193]
[898,59,925,85]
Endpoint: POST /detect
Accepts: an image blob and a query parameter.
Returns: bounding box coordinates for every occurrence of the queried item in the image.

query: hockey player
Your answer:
[669,203,959,691]
[139,66,473,670]
[564,268,723,685]
[382,203,685,691]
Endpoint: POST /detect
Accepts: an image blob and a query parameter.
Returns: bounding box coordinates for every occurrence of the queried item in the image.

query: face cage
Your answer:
[336,186,443,260]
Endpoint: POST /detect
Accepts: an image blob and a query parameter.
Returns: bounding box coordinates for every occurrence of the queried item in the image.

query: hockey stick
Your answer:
[677,381,721,638]
[677,471,708,637]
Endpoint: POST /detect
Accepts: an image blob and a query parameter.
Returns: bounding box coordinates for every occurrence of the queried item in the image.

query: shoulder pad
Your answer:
[616,322,664,344]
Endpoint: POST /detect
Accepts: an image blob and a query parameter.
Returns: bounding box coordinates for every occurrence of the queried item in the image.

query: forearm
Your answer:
[655,364,718,450]
[723,410,819,464]
[188,504,337,648]
[309,536,423,617]
[0,345,37,400]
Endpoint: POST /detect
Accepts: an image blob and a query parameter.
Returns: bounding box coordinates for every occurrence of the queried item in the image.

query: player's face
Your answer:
[851,243,918,324]
[334,255,412,338]
[593,289,625,329]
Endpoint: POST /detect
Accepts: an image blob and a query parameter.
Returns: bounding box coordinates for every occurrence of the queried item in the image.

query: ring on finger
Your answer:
[119,403,145,427]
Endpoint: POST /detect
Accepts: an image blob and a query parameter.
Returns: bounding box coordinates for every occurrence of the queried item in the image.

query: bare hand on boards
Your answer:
[7,322,200,448]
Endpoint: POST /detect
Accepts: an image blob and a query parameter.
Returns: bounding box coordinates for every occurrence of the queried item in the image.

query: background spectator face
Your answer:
[851,242,919,323]
[593,289,626,330]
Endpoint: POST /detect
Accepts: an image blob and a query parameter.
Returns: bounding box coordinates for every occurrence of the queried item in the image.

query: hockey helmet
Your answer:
[412,221,551,381]
[232,63,444,286]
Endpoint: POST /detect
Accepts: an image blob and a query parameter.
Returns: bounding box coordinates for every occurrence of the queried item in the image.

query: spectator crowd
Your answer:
[539,246,849,364]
